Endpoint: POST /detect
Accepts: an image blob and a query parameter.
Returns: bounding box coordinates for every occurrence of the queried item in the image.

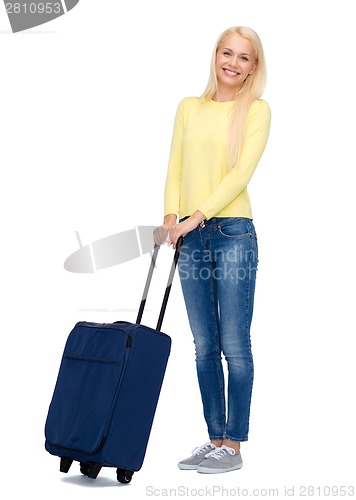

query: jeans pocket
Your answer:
[217,218,253,239]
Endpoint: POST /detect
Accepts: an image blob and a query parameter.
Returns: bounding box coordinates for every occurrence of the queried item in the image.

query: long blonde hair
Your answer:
[201,26,267,168]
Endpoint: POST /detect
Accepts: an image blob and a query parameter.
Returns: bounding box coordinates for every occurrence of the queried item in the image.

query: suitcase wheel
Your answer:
[116,468,134,484]
[80,462,90,476]
[87,462,102,479]
[60,457,73,473]
[79,462,102,479]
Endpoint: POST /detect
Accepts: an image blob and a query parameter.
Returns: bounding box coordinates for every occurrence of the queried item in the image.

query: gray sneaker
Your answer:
[178,442,216,470]
[197,445,243,473]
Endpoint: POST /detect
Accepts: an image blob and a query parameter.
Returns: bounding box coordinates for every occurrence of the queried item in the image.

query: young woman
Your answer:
[154,26,271,474]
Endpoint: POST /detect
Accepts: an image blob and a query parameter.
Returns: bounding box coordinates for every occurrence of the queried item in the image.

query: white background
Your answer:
[1,0,355,498]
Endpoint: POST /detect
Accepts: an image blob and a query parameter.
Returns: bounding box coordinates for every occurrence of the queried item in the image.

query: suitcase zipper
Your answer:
[92,332,133,453]
[64,353,122,365]
[101,333,133,444]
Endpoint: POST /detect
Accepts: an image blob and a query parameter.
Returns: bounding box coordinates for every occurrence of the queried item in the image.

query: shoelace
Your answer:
[205,445,236,460]
[192,442,215,456]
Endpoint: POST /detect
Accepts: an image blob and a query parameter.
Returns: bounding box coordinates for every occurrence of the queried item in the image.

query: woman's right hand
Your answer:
[153,214,177,245]
[153,225,170,245]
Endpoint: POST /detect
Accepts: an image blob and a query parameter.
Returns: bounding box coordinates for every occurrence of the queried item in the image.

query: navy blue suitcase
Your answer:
[44,237,183,483]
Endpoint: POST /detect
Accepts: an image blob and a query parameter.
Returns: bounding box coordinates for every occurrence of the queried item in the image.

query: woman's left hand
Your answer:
[168,211,206,248]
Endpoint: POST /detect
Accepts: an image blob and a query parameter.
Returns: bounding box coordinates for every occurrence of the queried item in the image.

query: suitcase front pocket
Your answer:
[45,350,128,455]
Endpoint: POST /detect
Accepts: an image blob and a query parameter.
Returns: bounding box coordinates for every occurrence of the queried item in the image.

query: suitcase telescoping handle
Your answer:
[136,236,184,331]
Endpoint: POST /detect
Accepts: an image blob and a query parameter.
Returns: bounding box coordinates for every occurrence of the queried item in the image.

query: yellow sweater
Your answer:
[164,97,271,220]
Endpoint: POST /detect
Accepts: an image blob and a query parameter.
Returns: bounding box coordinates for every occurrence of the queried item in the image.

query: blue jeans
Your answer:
[178,217,258,442]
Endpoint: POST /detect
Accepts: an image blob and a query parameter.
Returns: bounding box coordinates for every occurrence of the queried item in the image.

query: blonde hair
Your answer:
[201,26,267,168]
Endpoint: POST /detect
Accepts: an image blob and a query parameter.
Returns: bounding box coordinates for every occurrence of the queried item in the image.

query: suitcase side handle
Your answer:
[136,236,184,331]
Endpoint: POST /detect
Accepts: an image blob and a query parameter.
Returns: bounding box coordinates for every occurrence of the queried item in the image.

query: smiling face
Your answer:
[215,32,257,98]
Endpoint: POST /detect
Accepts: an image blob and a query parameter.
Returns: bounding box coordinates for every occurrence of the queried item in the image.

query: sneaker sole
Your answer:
[178,463,199,470]
[197,463,243,474]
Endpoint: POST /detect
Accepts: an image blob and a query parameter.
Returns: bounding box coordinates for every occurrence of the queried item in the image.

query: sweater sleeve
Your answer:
[198,99,271,220]
[164,99,185,217]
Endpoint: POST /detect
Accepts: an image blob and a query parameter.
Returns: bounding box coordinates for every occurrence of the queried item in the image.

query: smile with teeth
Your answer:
[223,68,240,77]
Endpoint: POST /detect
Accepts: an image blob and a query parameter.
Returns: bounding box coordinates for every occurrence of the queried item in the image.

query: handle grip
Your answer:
[136,236,184,331]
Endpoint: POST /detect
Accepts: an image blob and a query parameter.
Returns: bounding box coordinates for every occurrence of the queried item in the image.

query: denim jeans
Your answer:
[178,217,258,442]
